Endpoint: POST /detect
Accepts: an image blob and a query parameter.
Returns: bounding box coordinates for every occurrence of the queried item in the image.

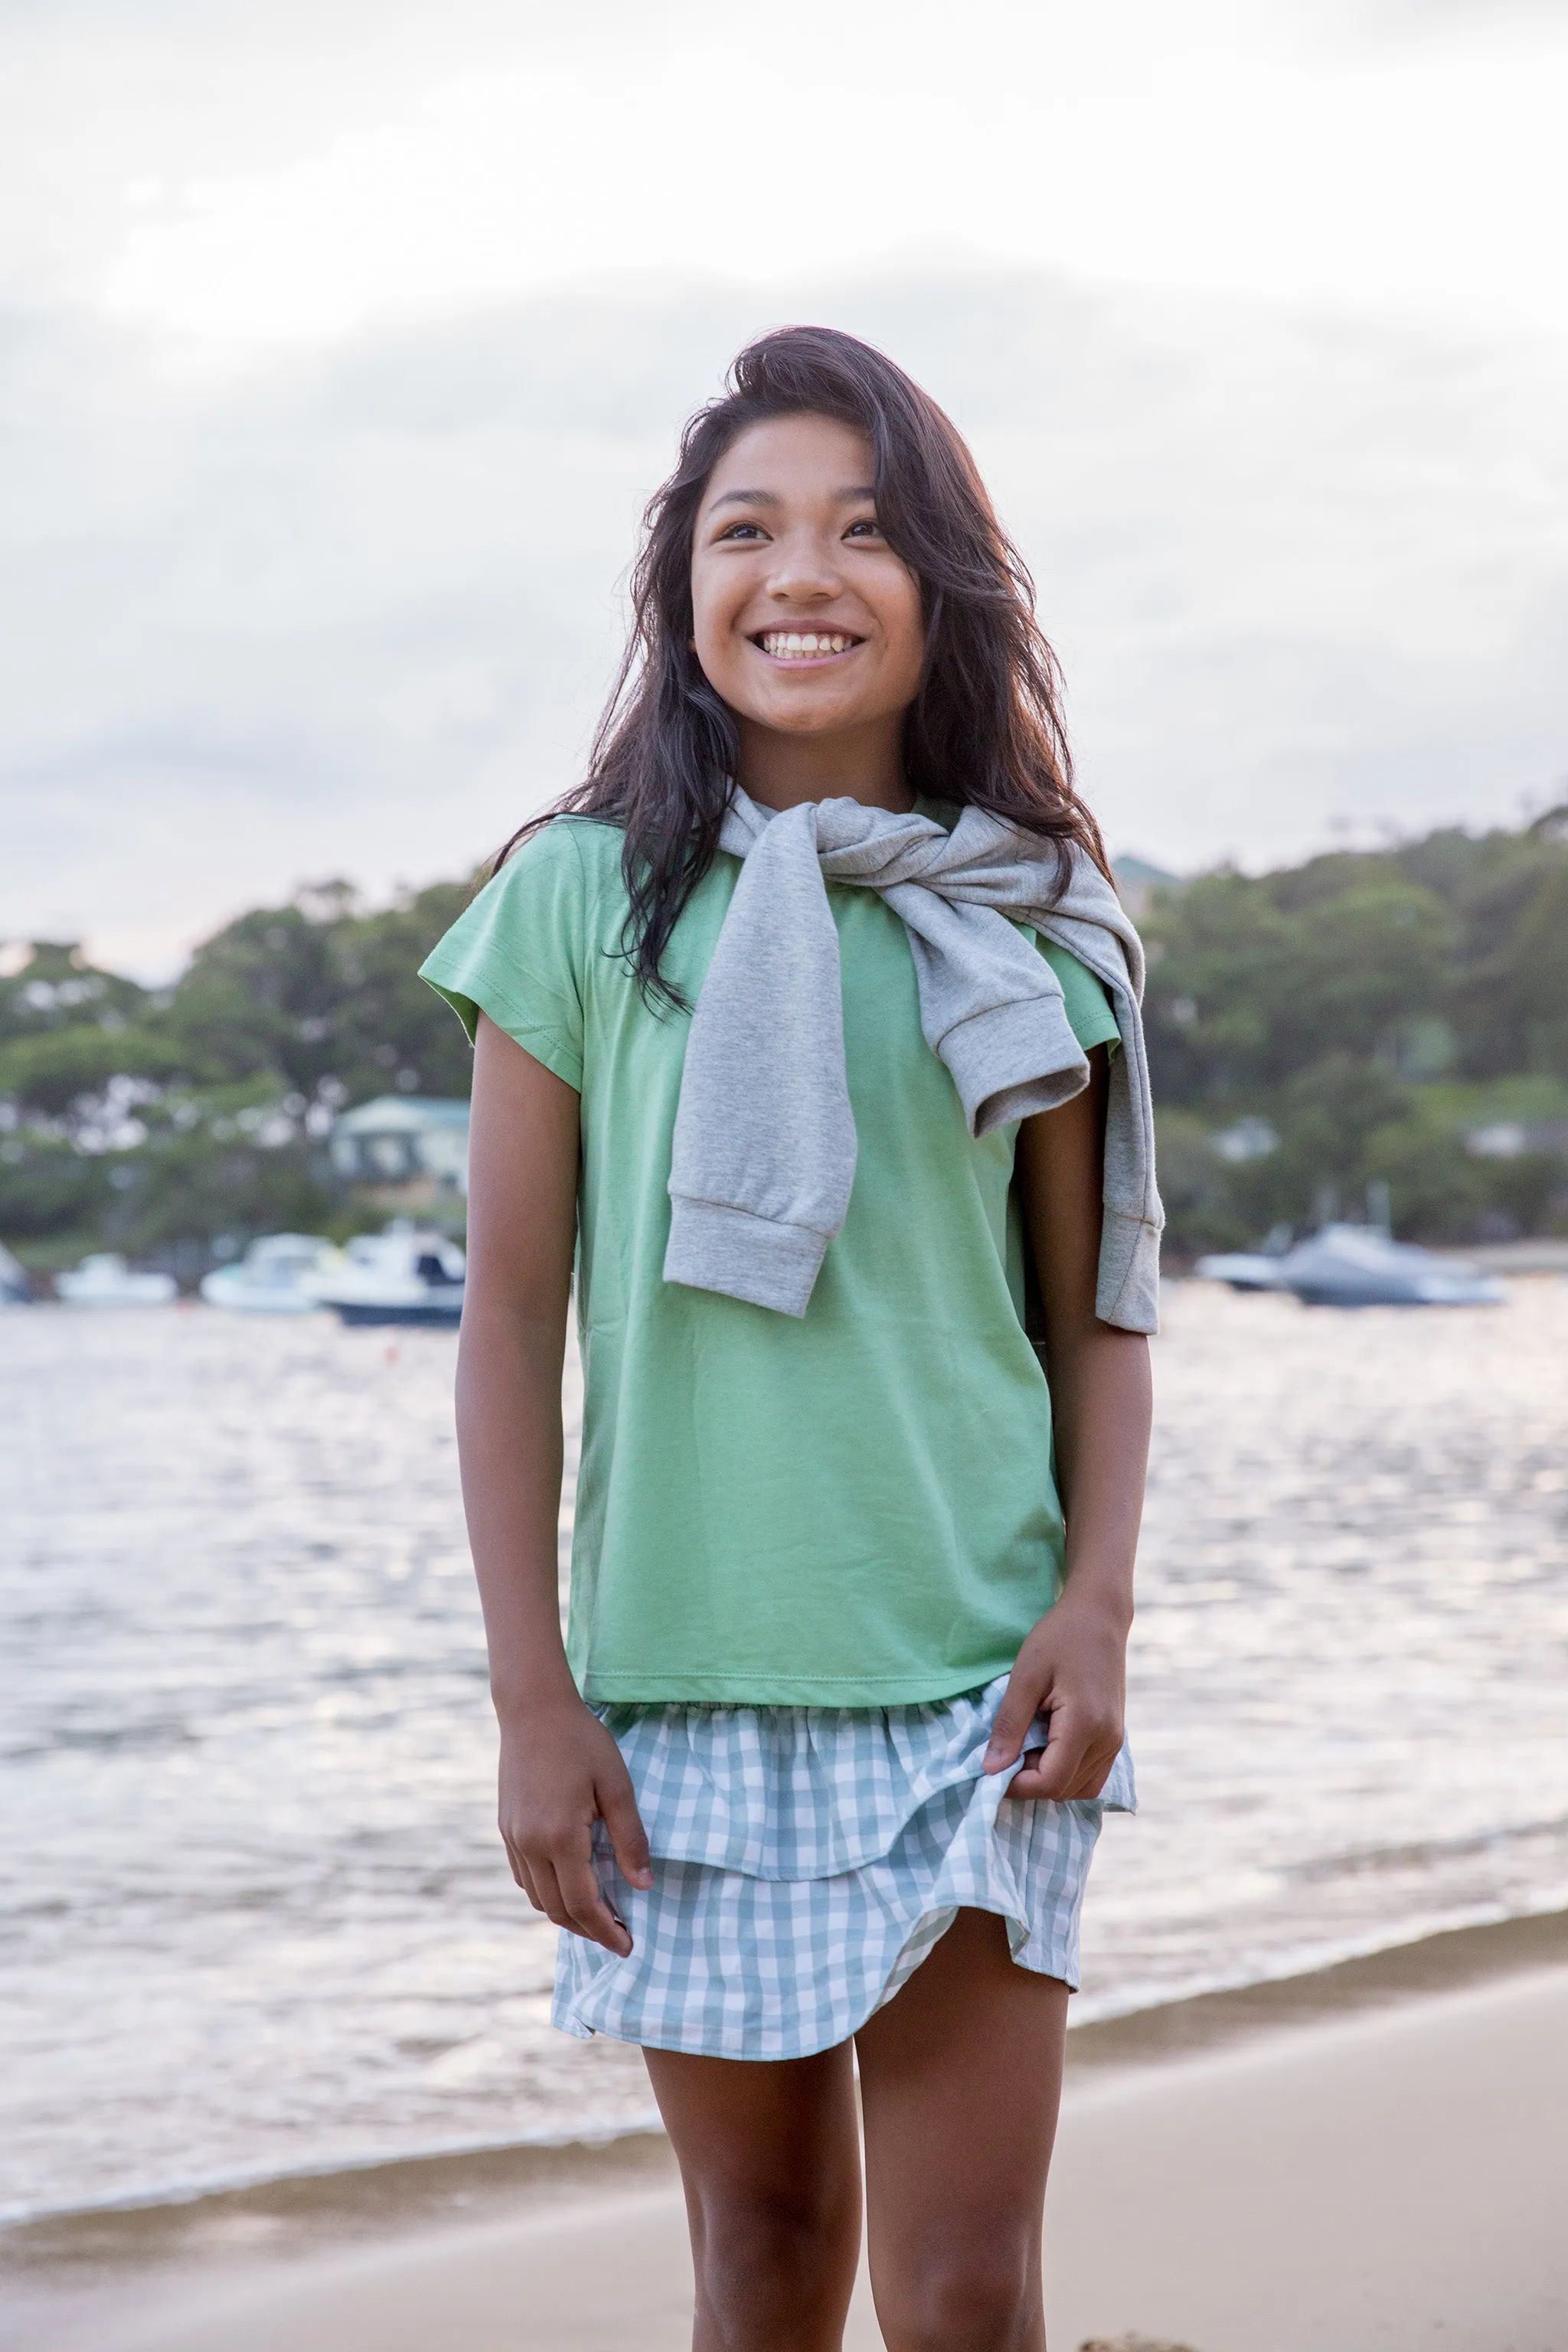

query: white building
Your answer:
[328,1096,469,1198]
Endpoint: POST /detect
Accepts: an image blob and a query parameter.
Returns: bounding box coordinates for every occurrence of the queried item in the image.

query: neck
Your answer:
[734,714,913,815]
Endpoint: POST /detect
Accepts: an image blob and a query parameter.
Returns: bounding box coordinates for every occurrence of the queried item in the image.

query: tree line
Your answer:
[1143,808,1568,1253]
[2,813,1566,1275]
[0,880,473,1275]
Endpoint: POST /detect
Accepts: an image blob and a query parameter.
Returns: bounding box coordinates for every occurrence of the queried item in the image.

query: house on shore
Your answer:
[1112,854,1181,921]
[328,1096,469,1213]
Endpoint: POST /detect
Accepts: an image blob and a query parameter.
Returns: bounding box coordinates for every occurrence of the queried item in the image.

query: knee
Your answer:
[877,2244,1038,2352]
[691,2177,857,2302]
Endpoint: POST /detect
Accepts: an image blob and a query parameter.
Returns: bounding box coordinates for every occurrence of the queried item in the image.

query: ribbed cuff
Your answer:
[1095,1207,1163,1334]
[942,998,1089,1136]
[663,1197,831,1318]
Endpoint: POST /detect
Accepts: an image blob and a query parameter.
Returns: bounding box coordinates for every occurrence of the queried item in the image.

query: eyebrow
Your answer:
[708,485,877,511]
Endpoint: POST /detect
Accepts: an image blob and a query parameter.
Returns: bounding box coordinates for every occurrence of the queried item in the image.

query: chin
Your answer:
[757,691,860,731]
[772,712,853,739]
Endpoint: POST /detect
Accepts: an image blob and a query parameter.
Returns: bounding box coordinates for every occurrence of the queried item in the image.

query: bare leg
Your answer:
[642,2041,862,2352]
[854,1908,1070,2352]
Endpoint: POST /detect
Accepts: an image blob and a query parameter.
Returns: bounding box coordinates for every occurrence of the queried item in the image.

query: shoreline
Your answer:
[8,1902,1568,2351]
[11,1900,1567,2258]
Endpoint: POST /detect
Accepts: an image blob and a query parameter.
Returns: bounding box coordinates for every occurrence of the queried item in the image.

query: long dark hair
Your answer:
[497,325,1108,1003]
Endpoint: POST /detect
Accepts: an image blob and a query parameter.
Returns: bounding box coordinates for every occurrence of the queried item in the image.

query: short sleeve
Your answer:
[419,821,594,1090]
[1038,941,1120,1057]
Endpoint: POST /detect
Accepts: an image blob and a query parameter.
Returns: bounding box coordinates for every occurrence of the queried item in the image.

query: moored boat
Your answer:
[1193,1248,1287,1292]
[1196,1222,1505,1308]
[200,1233,337,1314]
[1277,1223,1505,1308]
[55,1253,178,1307]
[312,1226,466,1328]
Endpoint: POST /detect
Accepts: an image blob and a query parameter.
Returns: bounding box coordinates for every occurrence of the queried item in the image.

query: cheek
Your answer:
[689,565,743,669]
[688,570,755,707]
[688,565,717,649]
[883,573,926,683]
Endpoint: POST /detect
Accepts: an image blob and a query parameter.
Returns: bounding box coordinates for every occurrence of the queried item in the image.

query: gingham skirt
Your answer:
[552,1675,1135,2060]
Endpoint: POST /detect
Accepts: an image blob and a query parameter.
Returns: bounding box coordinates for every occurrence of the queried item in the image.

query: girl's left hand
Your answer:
[982,1592,1128,1802]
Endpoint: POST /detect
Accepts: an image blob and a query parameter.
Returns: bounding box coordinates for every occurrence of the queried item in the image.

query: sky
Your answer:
[2,0,1566,973]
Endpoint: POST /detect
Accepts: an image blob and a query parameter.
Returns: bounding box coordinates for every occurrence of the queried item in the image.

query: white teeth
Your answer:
[760,630,855,659]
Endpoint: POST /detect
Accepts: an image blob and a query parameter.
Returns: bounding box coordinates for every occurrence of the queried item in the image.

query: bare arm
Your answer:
[456,1011,651,1953]
[984,1047,1153,1798]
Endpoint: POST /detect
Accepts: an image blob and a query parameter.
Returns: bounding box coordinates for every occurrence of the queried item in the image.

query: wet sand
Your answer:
[8,1909,1568,2352]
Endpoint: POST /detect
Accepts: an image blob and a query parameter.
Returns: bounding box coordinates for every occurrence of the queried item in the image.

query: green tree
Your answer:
[1143,864,1455,1099]
[0,942,149,1044]
[162,879,478,1103]
[0,876,484,1265]
[0,1025,187,1125]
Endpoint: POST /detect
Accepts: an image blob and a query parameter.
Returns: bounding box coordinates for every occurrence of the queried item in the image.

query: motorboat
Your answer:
[200,1233,337,1314]
[1197,1222,1504,1308]
[312,1225,466,1328]
[1193,1248,1286,1292]
[1276,1223,1505,1308]
[56,1253,178,1307]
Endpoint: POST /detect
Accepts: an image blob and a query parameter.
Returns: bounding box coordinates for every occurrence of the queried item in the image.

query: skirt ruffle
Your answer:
[552,1677,1134,2060]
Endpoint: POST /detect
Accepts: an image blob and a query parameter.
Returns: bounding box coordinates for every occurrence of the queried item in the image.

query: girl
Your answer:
[421,326,1160,2352]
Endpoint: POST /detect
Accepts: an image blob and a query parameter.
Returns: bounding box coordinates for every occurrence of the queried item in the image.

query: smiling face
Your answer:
[688,413,926,802]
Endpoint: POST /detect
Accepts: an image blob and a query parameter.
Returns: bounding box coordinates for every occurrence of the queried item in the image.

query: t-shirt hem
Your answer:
[580,1663,1026,1709]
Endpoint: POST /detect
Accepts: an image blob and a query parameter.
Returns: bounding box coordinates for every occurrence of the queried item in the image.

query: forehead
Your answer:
[701,413,874,508]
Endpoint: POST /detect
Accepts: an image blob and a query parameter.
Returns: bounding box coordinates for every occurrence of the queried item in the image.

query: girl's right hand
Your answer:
[497,1699,654,1956]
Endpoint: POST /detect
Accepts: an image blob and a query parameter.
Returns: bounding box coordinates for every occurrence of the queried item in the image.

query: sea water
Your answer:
[3,1282,1566,2220]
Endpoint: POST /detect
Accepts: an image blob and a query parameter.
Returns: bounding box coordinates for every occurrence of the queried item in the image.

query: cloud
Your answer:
[1353,0,1568,29]
[1,265,1564,968]
[7,0,1567,348]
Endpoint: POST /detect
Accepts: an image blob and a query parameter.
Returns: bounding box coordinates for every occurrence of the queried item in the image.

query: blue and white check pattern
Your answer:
[553,1675,1135,2060]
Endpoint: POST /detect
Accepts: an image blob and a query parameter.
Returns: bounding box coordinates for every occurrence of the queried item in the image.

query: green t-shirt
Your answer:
[421,815,1120,1707]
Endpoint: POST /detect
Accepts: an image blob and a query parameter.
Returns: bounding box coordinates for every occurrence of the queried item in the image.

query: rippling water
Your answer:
[3,1283,1566,2220]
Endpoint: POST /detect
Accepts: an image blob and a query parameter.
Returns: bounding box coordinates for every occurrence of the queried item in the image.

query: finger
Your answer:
[521,1852,580,1934]
[1011,1754,1116,1800]
[599,1779,654,1890]
[554,1848,633,1957]
[1010,1705,1089,1799]
[502,1834,542,1904]
[984,1671,1050,1772]
[1011,1717,1120,1801]
[1001,1744,1050,1800]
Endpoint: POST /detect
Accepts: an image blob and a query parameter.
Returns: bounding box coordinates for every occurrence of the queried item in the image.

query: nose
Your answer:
[765,524,842,606]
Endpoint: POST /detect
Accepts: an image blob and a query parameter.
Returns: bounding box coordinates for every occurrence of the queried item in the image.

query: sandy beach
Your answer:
[8,1907,1566,2352]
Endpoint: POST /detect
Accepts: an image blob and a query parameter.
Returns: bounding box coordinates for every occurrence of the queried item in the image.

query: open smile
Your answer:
[752,629,864,664]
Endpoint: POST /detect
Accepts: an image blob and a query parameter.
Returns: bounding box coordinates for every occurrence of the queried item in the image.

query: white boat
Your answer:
[312,1225,466,1328]
[200,1233,337,1314]
[56,1253,178,1307]
[1277,1223,1505,1308]
[1193,1249,1287,1292]
[1197,1223,1505,1308]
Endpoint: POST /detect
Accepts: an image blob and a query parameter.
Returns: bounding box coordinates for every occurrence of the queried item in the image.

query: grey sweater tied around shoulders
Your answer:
[662,787,1164,1331]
